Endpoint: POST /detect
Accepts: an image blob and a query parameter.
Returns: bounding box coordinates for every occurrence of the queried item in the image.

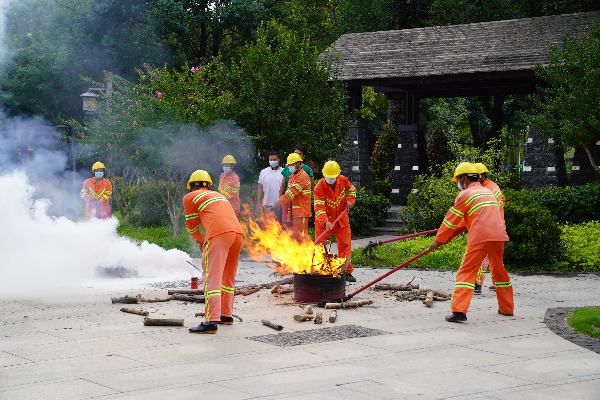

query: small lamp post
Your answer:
[80,92,98,115]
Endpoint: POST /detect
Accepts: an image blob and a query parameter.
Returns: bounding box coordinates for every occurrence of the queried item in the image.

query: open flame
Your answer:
[240,206,347,276]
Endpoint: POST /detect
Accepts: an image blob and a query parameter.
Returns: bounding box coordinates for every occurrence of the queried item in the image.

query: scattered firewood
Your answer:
[293,314,314,321]
[301,305,313,315]
[423,291,434,307]
[171,294,205,303]
[111,294,141,304]
[120,307,149,316]
[324,299,373,309]
[143,318,184,326]
[396,289,451,302]
[314,312,323,324]
[261,276,293,289]
[194,312,243,322]
[433,290,452,298]
[141,298,171,303]
[271,286,294,294]
[238,287,262,296]
[329,310,337,323]
[374,284,419,291]
[262,319,283,331]
[168,289,204,295]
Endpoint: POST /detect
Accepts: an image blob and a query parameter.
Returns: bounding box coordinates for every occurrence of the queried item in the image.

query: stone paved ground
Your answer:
[2,237,600,400]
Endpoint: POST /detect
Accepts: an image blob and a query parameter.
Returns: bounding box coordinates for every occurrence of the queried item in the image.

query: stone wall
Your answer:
[390,126,421,205]
[521,128,558,189]
[337,120,373,190]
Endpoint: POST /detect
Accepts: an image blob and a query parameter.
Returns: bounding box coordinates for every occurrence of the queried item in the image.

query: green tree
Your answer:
[71,62,250,236]
[530,20,600,175]
[224,22,353,166]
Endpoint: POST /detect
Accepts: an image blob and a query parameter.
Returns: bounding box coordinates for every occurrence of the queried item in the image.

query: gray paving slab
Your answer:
[1,234,600,399]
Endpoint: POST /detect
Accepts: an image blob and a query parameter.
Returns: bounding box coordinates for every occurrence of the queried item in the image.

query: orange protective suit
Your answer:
[218,172,240,216]
[80,177,112,220]
[314,175,357,273]
[476,178,506,286]
[277,169,312,241]
[183,188,244,323]
[436,182,513,316]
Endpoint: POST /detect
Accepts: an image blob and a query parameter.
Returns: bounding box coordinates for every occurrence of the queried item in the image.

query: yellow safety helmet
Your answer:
[287,153,303,165]
[451,162,478,182]
[91,161,106,171]
[221,155,236,164]
[322,160,341,178]
[187,170,213,189]
[473,163,489,174]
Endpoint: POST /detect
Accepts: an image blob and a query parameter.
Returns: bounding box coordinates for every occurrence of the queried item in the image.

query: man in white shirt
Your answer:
[256,152,284,217]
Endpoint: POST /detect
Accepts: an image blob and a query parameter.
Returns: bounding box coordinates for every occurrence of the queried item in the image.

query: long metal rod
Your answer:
[379,229,438,245]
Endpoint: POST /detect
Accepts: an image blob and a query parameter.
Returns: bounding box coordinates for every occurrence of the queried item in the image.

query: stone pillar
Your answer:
[390,126,422,205]
[570,142,600,185]
[338,120,372,190]
[521,128,557,189]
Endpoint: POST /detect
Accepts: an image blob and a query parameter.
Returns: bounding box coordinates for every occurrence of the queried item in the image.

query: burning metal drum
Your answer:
[293,273,346,303]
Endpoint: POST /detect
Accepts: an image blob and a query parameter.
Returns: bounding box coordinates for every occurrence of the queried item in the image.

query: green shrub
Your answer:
[562,221,600,271]
[349,188,391,236]
[503,189,562,268]
[116,222,201,257]
[128,181,171,227]
[427,128,454,176]
[523,182,600,224]
[371,122,397,181]
[374,180,392,199]
[351,233,467,269]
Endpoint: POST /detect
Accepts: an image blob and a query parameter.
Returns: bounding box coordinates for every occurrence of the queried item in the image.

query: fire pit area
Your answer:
[293,273,346,303]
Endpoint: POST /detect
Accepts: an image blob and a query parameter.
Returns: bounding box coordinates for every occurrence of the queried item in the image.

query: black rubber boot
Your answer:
[445,312,467,322]
[474,284,482,294]
[189,321,218,333]
[498,309,513,316]
[489,285,496,291]
[345,273,356,283]
[218,316,234,325]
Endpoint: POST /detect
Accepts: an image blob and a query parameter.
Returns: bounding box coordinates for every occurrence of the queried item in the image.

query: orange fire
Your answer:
[240,206,347,276]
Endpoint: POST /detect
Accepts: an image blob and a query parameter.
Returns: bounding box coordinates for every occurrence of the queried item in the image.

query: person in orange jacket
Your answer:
[313,161,357,282]
[274,153,312,242]
[473,162,506,294]
[218,155,240,217]
[184,170,244,334]
[429,162,513,322]
[80,161,112,220]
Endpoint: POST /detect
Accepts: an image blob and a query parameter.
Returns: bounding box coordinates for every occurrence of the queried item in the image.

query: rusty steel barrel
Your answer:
[293,273,346,303]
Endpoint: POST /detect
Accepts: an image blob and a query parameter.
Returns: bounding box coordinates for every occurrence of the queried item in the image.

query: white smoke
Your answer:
[0,170,193,299]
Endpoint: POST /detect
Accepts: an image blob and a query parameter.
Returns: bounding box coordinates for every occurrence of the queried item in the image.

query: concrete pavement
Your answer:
[1,236,600,400]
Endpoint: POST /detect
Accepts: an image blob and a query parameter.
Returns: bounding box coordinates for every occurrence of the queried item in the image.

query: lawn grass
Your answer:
[567,307,600,340]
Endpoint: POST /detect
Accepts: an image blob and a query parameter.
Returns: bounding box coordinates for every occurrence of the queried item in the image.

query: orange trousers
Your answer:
[476,255,491,286]
[201,232,243,322]
[292,216,310,242]
[452,241,513,315]
[315,224,353,273]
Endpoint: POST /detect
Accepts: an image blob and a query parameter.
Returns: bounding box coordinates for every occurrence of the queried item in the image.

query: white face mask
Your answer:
[457,181,465,191]
[288,166,296,173]
[223,167,231,174]
[325,177,336,185]
[95,171,104,179]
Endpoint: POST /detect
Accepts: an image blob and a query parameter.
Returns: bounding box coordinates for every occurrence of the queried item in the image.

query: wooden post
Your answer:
[329,310,337,323]
[143,318,184,326]
[314,312,323,324]
[262,319,283,331]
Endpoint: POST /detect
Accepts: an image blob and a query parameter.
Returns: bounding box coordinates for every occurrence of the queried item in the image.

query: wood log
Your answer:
[238,287,261,296]
[293,314,314,321]
[314,312,323,324]
[374,284,419,291]
[262,319,283,331]
[329,310,337,323]
[168,289,204,295]
[271,285,280,294]
[434,296,450,301]
[171,294,205,303]
[141,298,171,303]
[143,318,184,326]
[301,305,313,315]
[423,291,434,307]
[195,312,243,322]
[120,307,149,316]
[433,290,452,298]
[324,299,373,309]
[275,285,293,294]
[111,295,140,304]
[261,276,294,289]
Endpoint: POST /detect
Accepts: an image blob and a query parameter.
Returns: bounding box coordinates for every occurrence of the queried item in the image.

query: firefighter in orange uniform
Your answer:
[473,162,506,293]
[184,170,244,334]
[80,161,112,220]
[274,153,312,242]
[313,161,357,282]
[218,155,240,217]
[429,162,513,322]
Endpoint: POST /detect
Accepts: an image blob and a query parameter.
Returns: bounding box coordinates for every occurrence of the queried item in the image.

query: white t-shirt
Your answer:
[258,167,284,207]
